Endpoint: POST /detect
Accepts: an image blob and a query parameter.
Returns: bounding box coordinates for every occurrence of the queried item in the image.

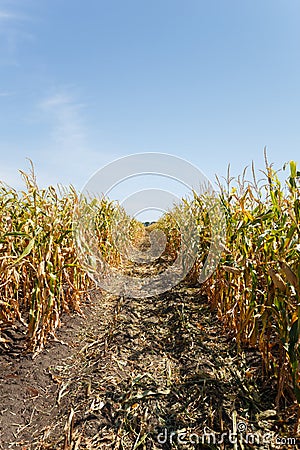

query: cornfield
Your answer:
[211,158,300,409]
[0,157,299,417]
[158,155,300,412]
[0,165,137,353]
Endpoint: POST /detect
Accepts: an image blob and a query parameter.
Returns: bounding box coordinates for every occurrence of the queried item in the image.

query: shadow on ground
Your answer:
[0,261,298,449]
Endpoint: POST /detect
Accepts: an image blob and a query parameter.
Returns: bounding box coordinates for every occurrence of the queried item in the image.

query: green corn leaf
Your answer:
[4,232,30,237]
[289,319,299,347]
[290,160,297,178]
[13,237,35,264]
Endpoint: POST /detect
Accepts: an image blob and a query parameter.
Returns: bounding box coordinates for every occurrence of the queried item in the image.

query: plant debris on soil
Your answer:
[0,256,299,449]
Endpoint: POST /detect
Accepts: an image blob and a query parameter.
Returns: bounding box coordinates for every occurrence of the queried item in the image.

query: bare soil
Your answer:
[0,258,298,449]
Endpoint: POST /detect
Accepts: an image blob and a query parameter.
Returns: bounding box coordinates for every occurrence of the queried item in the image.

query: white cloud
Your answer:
[0,10,15,20]
[0,8,31,65]
[0,90,119,191]
[40,92,86,149]
[0,91,13,97]
[0,7,27,22]
[36,90,121,189]
[41,93,72,108]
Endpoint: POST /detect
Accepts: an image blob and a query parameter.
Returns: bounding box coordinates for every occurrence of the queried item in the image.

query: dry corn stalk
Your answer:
[268,268,287,293]
[280,260,299,291]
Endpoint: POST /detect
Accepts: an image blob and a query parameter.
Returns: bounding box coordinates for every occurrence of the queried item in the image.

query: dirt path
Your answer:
[0,258,298,449]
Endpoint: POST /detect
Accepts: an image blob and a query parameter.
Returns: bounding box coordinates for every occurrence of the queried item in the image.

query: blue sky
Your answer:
[0,0,300,214]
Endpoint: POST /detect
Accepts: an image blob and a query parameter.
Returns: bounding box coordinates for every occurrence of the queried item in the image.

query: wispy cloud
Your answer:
[0,89,116,190]
[0,7,27,21]
[0,10,16,20]
[0,7,31,65]
[0,91,14,97]
[40,92,86,149]
[37,90,117,188]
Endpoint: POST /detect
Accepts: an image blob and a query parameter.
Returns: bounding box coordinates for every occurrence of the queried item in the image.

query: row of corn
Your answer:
[158,158,300,409]
[0,167,136,352]
[211,160,300,408]
[1,158,299,409]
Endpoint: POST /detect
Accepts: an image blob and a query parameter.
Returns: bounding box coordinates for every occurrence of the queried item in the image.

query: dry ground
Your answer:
[0,256,298,449]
